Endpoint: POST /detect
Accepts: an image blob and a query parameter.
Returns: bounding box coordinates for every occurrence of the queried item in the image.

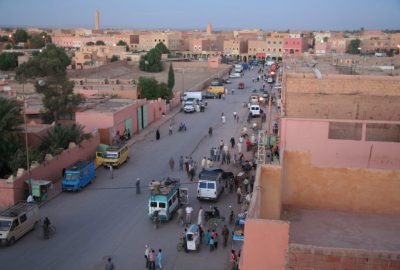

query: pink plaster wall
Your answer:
[113,103,138,135]
[146,99,166,124]
[76,111,115,133]
[281,118,400,169]
[0,134,100,208]
[241,219,289,270]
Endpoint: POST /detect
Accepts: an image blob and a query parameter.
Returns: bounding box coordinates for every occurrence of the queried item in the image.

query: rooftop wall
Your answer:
[283,74,400,121]
[281,151,400,215]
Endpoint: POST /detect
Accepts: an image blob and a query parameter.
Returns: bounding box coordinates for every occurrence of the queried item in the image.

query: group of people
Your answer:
[144,246,163,270]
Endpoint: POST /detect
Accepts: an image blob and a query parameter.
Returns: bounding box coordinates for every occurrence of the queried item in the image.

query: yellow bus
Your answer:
[96,143,130,168]
[207,78,225,94]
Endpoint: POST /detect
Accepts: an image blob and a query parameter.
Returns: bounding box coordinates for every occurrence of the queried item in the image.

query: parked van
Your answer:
[249,104,261,117]
[0,202,40,245]
[183,91,202,102]
[62,160,96,191]
[197,171,224,201]
[96,143,129,168]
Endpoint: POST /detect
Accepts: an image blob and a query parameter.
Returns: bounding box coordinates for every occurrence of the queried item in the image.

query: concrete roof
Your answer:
[287,208,400,252]
[283,74,400,121]
[84,98,135,113]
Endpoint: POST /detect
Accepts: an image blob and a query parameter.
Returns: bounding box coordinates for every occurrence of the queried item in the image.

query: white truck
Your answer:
[183,91,202,102]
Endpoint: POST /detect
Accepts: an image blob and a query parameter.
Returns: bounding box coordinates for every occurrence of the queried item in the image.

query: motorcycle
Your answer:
[178,123,187,132]
[205,206,225,230]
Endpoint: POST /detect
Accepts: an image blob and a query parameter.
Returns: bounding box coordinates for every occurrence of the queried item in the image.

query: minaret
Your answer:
[206,22,212,35]
[95,10,100,30]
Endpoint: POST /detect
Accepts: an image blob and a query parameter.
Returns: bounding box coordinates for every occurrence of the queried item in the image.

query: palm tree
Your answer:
[39,124,91,156]
[0,97,23,177]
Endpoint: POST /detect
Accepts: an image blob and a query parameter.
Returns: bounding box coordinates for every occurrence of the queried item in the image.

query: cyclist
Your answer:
[43,217,51,239]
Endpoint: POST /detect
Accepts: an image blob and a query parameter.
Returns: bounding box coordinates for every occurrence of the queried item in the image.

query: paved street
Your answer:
[0,67,275,270]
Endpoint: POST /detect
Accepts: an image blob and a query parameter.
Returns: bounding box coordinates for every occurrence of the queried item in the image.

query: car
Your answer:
[202,92,217,99]
[222,79,232,84]
[183,101,195,113]
[229,73,241,78]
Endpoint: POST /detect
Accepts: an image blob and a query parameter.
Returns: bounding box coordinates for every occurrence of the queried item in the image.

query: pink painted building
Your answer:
[283,34,308,56]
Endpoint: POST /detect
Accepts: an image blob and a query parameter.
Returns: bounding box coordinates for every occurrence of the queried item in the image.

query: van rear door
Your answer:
[197,180,217,200]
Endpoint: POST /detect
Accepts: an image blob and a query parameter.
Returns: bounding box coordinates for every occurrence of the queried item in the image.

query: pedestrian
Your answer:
[156,129,160,140]
[223,144,229,154]
[136,178,141,194]
[222,114,226,124]
[109,165,114,179]
[169,124,173,135]
[212,230,218,249]
[221,151,226,165]
[237,186,242,204]
[201,157,206,170]
[184,157,189,173]
[233,111,237,120]
[27,194,34,203]
[185,205,193,224]
[230,250,238,270]
[226,151,231,165]
[230,137,235,148]
[209,236,215,251]
[190,166,196,181]
[222,225,230,247]
[213,147,218,161]
[208,126,213,136]
[197,207,204,227]
[105,257,114,270]
[237,142,242,154]
[179,156,184,171]
[243,177,249,193]
[199,225,204,244]
[144,245,151,268]
[168,157,175,171]
[148,249,156,270]
[177,207,184,225]
[156,249,163,269]
[205,229,211,245]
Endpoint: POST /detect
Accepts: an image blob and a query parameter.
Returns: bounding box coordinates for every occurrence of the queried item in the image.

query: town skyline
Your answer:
[0,0,399,31]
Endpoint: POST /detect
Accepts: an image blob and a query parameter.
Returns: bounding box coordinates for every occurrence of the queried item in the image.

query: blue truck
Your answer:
[62,160,96,191]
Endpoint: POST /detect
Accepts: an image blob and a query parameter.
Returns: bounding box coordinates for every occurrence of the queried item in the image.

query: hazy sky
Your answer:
[0,0,399,30]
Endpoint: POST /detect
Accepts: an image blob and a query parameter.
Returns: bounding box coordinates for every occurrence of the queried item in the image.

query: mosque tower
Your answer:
[95,10,100,30]
[206,22,212,35]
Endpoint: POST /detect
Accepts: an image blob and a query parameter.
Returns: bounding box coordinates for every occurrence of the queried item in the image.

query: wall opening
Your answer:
[328,122,362,140]
[366,123,400,142]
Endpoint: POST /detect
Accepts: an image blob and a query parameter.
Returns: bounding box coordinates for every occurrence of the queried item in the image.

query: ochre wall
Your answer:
[281,151,400,214]
[259,165,282,220]
[241,219,289,270]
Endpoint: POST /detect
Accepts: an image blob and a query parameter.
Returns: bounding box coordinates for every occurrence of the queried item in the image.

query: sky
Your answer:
[0,0,399,31]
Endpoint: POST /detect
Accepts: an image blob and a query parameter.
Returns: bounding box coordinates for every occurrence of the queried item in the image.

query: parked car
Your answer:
[183,101,195,113]
[222,79,232,84]
[229,73,241,78]
[202,92,217,99]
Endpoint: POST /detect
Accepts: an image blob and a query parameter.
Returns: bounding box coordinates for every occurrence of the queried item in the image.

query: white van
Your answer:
[197,172,224,201]
[249,104,261,117]
[0,202,40,245]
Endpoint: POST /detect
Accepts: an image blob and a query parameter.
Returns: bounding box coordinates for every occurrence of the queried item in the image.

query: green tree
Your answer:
[139,48,163,72]
[5,43,12,49]
[167,63,175,90]
[95,40,105,45]
[347,39,361,54]
[29,35,45,49]
[35,77,85,123]
[138,77,160,100]
[0,98,23,177]
[0,35,9,42]
[0,52,22,71]
[86,41,95,46]
[155,42,169,54]
[12,29,29,43]
[116,40,127,46]
[39,124,91,156]
[16,44,71,79]
[159,82,172,101]
[110,55,119,62]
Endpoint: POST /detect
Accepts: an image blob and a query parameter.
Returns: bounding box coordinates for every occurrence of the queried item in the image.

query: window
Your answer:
[199,182,207,188]
[159,202,166,208]
[366,124,400,142]
[150,201,157,207]
[328,122,362,140]
[19,214,27,223]
[207,182,215,189]
[11,219,19,231]
[168,200,172,207]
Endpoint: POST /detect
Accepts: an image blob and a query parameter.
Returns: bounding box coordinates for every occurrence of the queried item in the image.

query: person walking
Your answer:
[184,157,189,174]
[169,124,173,135]
[230,250,238,270]
[237,186,242,204]
[201,157,206,170]
[226,151,231,165]
[205,229,211,246]
[190,165,196,181]
[212,230,218,249]
[197,207,204,227]
[230,137,236,149]
[179,156,184,171]
[185,205,193,224]
[222,225,230,247]
[243,178,249,193]
[168,157,175,171]
[144,245,151,268]
[221,114,226,124]
[156,249,163,269]
[208,126,213,136]
[199,225,204,244]
[233,111,237,120]
[136,178,141,194]
[148,249,156,270]
[156,129,160,140]
[209,237,215,252]
[105,257,114,270]
[177,207,184,225]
